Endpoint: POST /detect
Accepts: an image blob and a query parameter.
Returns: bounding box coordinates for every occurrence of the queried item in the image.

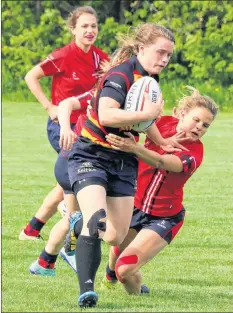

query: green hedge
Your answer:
[2,0,233,110]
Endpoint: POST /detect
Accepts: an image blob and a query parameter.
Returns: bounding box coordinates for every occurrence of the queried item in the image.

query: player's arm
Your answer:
[145,123,165,146]
[106,133,183,172]
[131,144,183,172]
[146,123,187,152]
[58,97,81,129]
[24,65,57,120]
[57,97,81,150]
[99,92,163,128]
[99,98,153,127]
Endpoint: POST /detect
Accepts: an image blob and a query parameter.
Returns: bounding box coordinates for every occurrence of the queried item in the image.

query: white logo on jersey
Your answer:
[72,72,80,80]
[109,81,122,89]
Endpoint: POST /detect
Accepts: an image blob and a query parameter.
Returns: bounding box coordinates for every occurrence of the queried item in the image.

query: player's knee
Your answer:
[105,227,128,246]
[104,231,123,246]
[87,209,106,239]
[115,254,138,283]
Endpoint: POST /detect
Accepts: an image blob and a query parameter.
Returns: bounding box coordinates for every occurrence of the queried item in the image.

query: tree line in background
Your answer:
[2,0,233,108]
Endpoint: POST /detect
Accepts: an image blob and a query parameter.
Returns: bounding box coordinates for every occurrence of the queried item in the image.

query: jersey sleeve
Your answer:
[93,47,109,62]
[40,48,66,76]
[99,50,109,62]
[99,73,129,108]
[75,89,95,110]
[174,143,203,174]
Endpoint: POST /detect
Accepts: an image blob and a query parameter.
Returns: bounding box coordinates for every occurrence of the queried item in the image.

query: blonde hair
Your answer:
[67,6,97,30]
[111,23,175,67]
[176,86,218,119]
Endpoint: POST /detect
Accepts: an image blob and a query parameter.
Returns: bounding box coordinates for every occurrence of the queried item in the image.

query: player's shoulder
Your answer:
[102,64,133,92]
[107,60,135,83]
[156,115,178,130]
[187,139,204,154]
[158,115,177,124]
[49,42,73,60]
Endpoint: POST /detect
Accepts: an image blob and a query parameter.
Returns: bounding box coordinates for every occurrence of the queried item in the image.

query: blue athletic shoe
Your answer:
[141,284,150,294]
[29,260,56,277]
[64,211,82,255]
[59,247,77,273]
[78,291,98,308]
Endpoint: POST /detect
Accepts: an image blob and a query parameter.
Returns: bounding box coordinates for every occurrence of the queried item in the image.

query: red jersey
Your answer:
[40,41,109,123]
[134,116,204,217]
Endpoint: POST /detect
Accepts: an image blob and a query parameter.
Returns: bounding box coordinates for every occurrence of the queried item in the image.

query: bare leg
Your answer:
[116,229,168,295]
[20,183,65,240]
[45,194,79,254]
[35,183,64,222]
[45,214,70,254]
[104,196,134,246]
[108,229,138,270]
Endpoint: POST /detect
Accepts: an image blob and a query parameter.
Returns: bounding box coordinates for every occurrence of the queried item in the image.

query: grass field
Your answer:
[2,101,233,312]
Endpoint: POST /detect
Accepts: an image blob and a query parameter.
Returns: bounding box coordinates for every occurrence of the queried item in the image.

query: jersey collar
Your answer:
[132,55,159,82]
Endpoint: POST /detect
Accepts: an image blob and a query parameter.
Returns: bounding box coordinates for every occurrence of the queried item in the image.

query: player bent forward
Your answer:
[104,86,218,294]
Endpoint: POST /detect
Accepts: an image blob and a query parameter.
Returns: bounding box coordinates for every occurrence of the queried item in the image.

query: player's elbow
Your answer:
[99,112,112,127]
[24,71,31,84]
[25,66,43,84]
[99,116,108,126]
[24,70,37,86]
[161,156,183,172]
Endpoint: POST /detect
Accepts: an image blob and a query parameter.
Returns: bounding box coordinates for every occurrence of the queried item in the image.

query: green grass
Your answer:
[2,101,233,312]
[3,80,233,113]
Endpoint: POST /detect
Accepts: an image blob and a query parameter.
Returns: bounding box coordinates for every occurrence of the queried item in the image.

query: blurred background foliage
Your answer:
[2,0,233,110]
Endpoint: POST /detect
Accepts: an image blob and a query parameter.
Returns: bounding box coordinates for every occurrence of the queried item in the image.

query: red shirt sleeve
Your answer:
[40,48,66,76]
[99,50,109,62]
[174,142,203,174]
[75,89,95,110]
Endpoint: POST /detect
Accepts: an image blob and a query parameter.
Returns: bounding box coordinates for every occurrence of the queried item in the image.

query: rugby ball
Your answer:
[124,76,161,132]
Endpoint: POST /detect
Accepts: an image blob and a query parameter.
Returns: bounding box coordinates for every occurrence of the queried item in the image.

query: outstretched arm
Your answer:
[106,133,183,172]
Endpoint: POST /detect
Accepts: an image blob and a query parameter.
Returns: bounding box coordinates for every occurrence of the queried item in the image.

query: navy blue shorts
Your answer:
[47,117,75,153]
[54,150,73,194]
[47,117,61,153]
[68,136,138,197]
[130,207,185,244]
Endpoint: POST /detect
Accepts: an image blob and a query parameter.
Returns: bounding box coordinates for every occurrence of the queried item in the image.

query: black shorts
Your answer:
[54,150,73,194]
[68,136,138,197]
[130,207,185,244]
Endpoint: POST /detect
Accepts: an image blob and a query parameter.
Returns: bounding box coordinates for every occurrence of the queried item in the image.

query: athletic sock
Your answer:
[75,235,101,294]
[106,263,117,281]
[74,217,83,238]
[38,249,58,269]
[24,217,45,236]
